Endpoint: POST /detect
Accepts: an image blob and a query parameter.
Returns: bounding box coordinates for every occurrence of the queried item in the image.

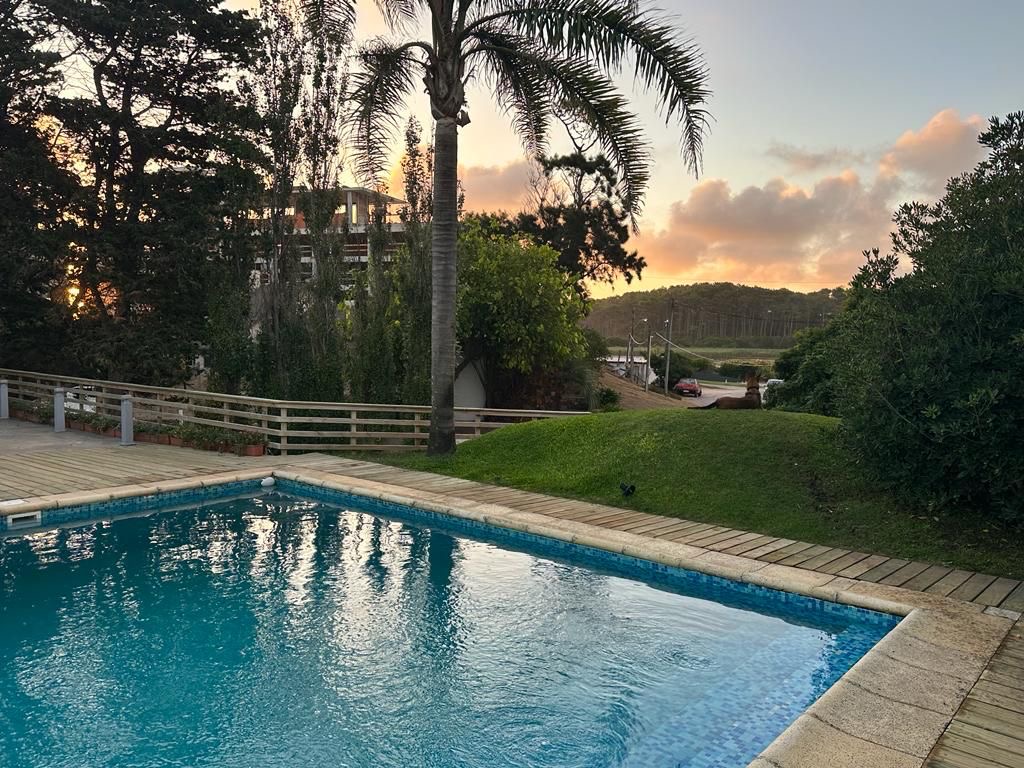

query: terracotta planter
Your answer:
[235,443,265,457]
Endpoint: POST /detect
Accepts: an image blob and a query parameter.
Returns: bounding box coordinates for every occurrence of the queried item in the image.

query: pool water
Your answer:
[0,491,896,768]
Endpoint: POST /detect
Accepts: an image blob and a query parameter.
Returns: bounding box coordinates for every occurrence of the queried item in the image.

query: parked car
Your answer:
[764,378,784,390]
[674,378,703,397]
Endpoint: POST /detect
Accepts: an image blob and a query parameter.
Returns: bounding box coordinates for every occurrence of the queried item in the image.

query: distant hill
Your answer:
[584,282,845,347]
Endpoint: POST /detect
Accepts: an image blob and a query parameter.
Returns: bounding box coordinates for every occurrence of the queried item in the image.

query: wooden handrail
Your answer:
[0,368,588,454]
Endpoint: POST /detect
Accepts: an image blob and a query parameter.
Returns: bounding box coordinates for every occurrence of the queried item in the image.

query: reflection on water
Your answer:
[0,494,892,768]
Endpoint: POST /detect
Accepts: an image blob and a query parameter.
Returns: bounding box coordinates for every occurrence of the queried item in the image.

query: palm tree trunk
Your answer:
[428,116,458,454]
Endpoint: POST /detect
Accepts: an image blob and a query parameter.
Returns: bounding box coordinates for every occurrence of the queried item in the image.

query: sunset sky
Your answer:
[235,0,1024,297]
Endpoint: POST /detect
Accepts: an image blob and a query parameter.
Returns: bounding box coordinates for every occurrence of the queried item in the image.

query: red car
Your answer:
[674,377,703,397]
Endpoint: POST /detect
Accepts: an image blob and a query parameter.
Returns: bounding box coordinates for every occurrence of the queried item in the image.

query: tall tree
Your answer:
[38,0,259,383]
[0,1,74,370]
[515,151,645,293]
[333,0,711,454]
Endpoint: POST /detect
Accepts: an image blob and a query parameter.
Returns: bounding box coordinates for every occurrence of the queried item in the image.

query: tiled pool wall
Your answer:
[272,478,901,634]
[1,474,900,637]
[0,479,264,533]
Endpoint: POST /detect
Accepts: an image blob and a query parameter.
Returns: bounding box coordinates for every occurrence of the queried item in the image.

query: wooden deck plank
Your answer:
[624,518,695,537]
[927,569,976,597]
[679,527,741,547]
[738,538,796,559]
[776,544,833,567]
[879,560,934,587]
[858,558,912,583]
[706,531,764,552]
[949,573,1000,603]
[975,578,1022,608]
[998,583,1024,613]
[759,541,815,563]
[794,547,851,571]
[901,564,955,592]
[720,534,777,556]
[835,553,890,578]
[661,523,717,542]
[927,744,1019,768]
[684,528,747,547]
[819,551,872,575]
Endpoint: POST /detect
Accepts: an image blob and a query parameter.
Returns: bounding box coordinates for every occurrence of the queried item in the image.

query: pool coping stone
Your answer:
[2,464,1016,768]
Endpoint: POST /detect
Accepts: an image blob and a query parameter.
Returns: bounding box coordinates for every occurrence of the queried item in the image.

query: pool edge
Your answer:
[2,467,1015,768]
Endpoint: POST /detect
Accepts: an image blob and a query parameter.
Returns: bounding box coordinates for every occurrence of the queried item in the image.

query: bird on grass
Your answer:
[620,482,636,498]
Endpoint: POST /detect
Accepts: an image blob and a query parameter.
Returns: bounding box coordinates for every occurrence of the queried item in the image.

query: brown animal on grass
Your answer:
[695,373,761,409]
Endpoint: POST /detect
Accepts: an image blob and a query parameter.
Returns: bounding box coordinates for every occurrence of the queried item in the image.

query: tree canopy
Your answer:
[770,112,1024,522]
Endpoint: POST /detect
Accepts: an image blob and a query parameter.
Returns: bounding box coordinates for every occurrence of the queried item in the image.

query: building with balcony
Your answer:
[252,187,407,287]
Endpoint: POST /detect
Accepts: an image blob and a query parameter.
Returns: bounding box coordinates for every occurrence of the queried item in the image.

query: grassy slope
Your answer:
[373,410,1022,578]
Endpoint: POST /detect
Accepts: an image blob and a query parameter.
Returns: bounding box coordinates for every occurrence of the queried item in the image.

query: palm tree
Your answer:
[322,0,711,454]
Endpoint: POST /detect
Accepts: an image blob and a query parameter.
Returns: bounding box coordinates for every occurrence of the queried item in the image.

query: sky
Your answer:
[235,0,1024,297]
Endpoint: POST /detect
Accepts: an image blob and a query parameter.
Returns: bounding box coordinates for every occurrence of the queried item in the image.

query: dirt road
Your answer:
[598,370,748,410]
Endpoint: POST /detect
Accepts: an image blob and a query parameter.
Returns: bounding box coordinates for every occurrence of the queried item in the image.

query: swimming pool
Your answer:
[0,482,898,768]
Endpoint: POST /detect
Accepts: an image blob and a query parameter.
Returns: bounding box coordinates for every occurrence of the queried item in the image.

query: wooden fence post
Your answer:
[350,409,357,446]
[280,405,289,455]
[53,387,65,432]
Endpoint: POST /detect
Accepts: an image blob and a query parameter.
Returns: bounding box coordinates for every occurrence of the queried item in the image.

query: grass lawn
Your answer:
[369,409,1023,579]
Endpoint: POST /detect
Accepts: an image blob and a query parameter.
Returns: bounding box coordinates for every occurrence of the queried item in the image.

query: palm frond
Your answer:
[465,0,710,175]
[375,0,420,33]
[300,0,356,43]
[346,38,420,184]
[466,35,650,226]
[473,30,551,160]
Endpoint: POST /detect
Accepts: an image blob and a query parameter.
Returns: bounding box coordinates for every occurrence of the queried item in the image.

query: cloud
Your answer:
[766,143,867,173]
[631,170,894,287]
[880,108,986,192]
[386,155,533,214]
[459,160,533,213]
[614,108,987,294]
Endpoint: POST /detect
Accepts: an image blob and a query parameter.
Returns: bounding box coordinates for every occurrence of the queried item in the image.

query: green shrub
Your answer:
[777,113,1024,522]
[595,387,621,412]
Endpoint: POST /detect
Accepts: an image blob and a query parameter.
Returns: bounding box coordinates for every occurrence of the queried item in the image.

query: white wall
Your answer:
[454,362,486,408]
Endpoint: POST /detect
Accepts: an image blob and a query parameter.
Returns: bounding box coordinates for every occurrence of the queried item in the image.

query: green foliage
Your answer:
[773,113,1024,522]
[347,234,402,404]
[717,362,758,380]
[839,116,1024,521]
[595,387,621,412]
[173,423,264,448]
[764,325,842,415]
[501,152,645,292]
[0,2,74,371]
[457,219,587,406]
[374,409,1024,578]
[39,0,260,384]
[584,283,844,347]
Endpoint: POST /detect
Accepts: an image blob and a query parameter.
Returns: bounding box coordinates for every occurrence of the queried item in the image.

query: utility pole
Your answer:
[663,298,675,395]
[644,317,652,392]
[627,307,635,384]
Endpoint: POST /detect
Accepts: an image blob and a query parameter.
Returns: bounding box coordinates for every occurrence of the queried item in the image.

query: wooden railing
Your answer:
[0,368,587,454]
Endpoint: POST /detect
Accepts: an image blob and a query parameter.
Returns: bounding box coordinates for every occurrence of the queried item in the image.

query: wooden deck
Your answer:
[2,419,1022,768]
[275,454,1024,615]
[925,617,1024,768]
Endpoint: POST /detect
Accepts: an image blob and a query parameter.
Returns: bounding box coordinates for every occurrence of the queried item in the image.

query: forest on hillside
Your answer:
[583,283,847,347]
